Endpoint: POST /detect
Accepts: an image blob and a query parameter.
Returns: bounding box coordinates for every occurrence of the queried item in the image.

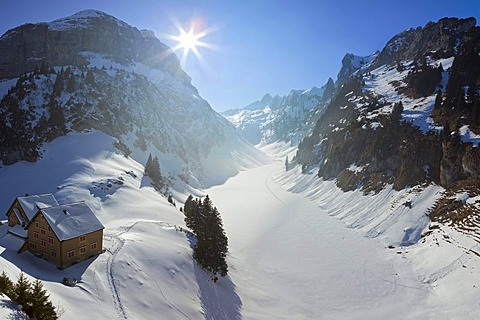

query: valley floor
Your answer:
[208,157,439,319]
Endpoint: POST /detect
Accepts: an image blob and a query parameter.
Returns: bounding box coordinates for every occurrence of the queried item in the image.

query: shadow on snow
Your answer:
[185,230,243,320]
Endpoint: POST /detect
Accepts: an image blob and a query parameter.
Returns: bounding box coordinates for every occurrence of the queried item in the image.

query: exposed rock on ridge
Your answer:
[0,10,190,86]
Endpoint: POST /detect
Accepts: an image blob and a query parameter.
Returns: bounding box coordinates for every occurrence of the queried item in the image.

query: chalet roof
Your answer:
[17,194,59,222]
[38,202,104,241]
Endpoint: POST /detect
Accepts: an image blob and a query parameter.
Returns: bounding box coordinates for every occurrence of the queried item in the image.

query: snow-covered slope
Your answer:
[0,131,246,319]
[223,79,334,146]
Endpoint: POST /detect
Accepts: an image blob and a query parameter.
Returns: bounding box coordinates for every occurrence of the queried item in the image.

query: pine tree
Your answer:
[13,272,31,312]
[184,194,197,231]
[29,279,57,320]
[285,156,289,171]
[391,101,404,124]
[145,154,153,175]
[52,69,64,97]
[144,154,163,191]
[0,271,13,297]
[191,195,229,278]
[39,62,48,75]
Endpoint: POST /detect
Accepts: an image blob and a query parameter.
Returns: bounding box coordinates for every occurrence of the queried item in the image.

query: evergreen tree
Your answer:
[0,271,13,297]
[187,195,229,278]
[39,62,48,75]
[184,194,197,231]
[391,101,404,124]
[52,69,64,97]
[13,272,31,312]
[144,154,163,190]
[285,156,289,171]
[29,279,57,320]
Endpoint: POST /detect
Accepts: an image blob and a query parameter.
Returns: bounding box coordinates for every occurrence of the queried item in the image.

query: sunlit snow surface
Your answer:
[0,134,478,319]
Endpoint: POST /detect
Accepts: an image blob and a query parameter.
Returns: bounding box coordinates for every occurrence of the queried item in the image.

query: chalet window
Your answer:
[40,240,46,246]
[90,242,97,250]
[35,222,39,228]
[48,237,54,244]
[67,250,75,258]
[48,226,52,232]
[79,235,86,242]
[33,232,39,239]
[29,242,36,249]
[51,250,57,258]
[40,228,46,236]
[79,246,87,254]
[41,216,45,221]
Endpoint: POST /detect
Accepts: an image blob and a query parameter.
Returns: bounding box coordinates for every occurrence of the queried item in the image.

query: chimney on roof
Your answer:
[63,210,68,215]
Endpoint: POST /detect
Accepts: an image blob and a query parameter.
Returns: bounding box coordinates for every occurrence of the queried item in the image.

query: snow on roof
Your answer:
[17,194,59,221]
[8,225,27,239]
[40,202,104,241]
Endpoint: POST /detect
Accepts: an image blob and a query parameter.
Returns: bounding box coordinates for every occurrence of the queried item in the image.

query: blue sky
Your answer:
[0,0,479,111]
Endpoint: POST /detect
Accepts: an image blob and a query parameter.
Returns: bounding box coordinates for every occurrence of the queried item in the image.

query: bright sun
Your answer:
[178,30,201,52]
[165,18,217,65]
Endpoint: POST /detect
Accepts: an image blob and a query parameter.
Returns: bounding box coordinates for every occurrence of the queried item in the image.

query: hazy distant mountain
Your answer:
[223,78,335,145]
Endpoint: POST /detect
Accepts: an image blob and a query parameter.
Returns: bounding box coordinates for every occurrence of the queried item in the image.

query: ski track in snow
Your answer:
[104,220,190,320]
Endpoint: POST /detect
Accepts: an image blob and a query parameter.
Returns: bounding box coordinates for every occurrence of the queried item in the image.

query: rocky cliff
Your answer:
[0,10,190,86]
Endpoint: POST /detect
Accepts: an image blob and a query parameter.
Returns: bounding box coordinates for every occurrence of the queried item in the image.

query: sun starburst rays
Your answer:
[163,18,218,67]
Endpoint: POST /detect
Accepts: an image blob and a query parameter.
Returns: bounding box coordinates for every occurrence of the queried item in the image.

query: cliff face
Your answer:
[0,10,190,86]
[373,17,476,68]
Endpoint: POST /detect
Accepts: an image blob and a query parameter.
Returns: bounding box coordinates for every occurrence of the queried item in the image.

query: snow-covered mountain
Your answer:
[0,10,266,188]
[296,17,480,238]
[335,52,378,88]
[223,78,335,145]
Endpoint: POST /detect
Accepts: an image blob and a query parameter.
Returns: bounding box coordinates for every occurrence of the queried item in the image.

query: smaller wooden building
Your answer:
[6,194,59,227]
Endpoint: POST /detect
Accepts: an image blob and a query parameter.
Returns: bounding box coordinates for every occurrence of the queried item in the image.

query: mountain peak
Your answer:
[48,9,130,31]
[0,10,189,83]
